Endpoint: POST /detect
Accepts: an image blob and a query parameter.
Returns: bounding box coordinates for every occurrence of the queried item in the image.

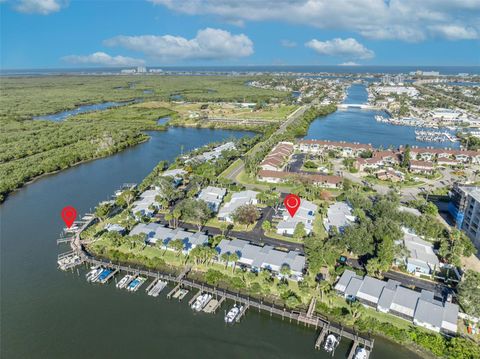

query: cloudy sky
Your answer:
[1,0,479,68]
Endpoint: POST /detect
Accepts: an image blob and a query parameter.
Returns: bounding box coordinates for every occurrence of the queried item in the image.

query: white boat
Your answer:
[323,334,339,353]
[354,347,368,359]
[224,305,243,323]
[85,267,102,282]
[147,280,168,297]
[127,276,146,292]
[116,274,133,289]
[191,293,212,312]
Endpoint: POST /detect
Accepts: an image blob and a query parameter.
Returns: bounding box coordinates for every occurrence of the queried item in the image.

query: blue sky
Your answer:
[1,0,479,68]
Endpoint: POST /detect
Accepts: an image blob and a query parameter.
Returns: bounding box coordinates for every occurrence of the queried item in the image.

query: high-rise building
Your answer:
[449,184,480,250]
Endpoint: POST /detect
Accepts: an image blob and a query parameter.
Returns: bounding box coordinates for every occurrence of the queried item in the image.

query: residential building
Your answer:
[400,228,439,275]
[257,170,342,188]
[104,223,126,234]
[375,168,405,182]
[323,202,356,233]
[458,188,480,251]
[217,190,258,223]
[129,223,208,254]
[409,160,435,174]
[259,142,294,171]
[197,186,227,212]
[296,139,372,157]
[335,270,458,334]
[187,142,236,163]
[216,238,305,280]
[276,199,318,236]
[131,188,162,218]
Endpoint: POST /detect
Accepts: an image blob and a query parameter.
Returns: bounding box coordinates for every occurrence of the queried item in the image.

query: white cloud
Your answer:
[104,28,253,61]
[280,39,297,48]
[14,0,66,14]
[339,61,359,66]
[62,52,145,66]
[306,38,374,60]
[149,0,480,42]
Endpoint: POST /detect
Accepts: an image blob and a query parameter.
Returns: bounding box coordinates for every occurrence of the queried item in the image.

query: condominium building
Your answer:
[449,184,480,251]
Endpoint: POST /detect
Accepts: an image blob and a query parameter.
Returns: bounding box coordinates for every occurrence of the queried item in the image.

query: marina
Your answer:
[415,130,458,143]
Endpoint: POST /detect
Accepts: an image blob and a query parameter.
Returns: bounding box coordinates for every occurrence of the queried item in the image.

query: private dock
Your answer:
[235,304,249,323]
[64,255,375,354]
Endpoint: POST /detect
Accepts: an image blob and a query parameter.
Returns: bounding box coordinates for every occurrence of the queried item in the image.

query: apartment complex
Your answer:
[449,185,480,251]
[335,270,458,334]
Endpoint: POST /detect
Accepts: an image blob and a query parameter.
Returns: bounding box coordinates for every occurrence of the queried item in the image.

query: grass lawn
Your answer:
[205,217,257,232]
[264,230,303,243]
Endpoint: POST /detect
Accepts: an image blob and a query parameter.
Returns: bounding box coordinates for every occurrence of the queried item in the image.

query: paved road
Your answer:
[155,211,304,252]
[223,104,309,182]
[384,270,454,299]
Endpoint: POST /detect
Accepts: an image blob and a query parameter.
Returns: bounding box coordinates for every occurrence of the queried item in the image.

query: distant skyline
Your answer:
[1,0,479,69]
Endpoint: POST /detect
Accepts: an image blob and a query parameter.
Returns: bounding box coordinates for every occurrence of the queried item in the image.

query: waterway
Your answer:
[0,126,421,359]
[33,100,138,122]
[306,84,460,149]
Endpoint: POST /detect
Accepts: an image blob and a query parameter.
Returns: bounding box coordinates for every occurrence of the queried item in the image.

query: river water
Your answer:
[1,105,423,358]
[306,84,459,149]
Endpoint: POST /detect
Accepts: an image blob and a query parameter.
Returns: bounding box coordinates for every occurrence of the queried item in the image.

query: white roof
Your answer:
[323,202,356,231]
[162,169,187,177]
[216,238,305,274]
[277,199,317,233]
[218,190,258,218]
[403,228,439,267]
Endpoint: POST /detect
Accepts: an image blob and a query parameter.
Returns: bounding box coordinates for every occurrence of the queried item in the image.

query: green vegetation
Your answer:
[0,75,284,201]
[458,270,480,317]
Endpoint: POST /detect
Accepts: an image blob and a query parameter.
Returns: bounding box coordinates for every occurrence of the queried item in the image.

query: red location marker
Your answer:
[61,206,77,228]
[284,194,301,217]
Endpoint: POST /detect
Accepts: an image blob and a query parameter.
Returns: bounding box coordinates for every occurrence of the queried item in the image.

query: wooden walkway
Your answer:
[68,250,375,352]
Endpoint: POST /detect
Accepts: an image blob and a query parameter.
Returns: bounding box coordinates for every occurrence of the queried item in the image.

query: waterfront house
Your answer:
[104,223,126,235]
[131,188,162,218]
[187,142,236,163]
[161,168,187,187]
[217,190,259,223]
[323,202,356,233]
[129,223,208,254]
[335,270,458,334]
[216,238,305,281]
[296,139,372,157]
[197,186,227,213]
[276,199,318,236]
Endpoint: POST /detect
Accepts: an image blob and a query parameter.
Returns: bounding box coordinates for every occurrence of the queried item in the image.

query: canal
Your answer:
[306,83,460,149]
[1,126,422,357]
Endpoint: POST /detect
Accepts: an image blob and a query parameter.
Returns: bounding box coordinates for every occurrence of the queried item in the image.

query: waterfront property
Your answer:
[197,186,227,213]
[276,199,318,236]
[399,227,439,275]
[131,188,162,218]
[216,238,305,281]
[335,270,458,334]
[296,139,372,158]
[187,142,236,163]
[130,223,208,254]
[217,190,259,223]
[323,202,356,233]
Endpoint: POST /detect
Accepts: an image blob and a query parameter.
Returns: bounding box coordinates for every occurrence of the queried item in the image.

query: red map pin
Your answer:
[284,194,301,217]
[61,206,77,228]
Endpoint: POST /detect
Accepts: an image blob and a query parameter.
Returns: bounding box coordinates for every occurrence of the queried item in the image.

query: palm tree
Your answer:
[221,252,231,269]
[230,252,239,272]
[164,213,173,227]
[318,281,331,302]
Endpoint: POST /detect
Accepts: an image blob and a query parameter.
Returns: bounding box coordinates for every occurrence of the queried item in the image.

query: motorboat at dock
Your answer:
[191,293,212,312]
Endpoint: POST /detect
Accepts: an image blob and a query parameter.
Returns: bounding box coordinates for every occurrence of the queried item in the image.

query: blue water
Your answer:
[305,84,459,149]
[157,116,171,125]
[34,100,137,122]
[445,82,480,87]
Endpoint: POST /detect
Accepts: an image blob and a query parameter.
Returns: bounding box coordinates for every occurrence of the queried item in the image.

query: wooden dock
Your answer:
[167,283,181,299]
[315,325,329,350]
[235,304,249,323]
[347,339,359,359]
[188,290,202,306]
[79,257,374,353]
